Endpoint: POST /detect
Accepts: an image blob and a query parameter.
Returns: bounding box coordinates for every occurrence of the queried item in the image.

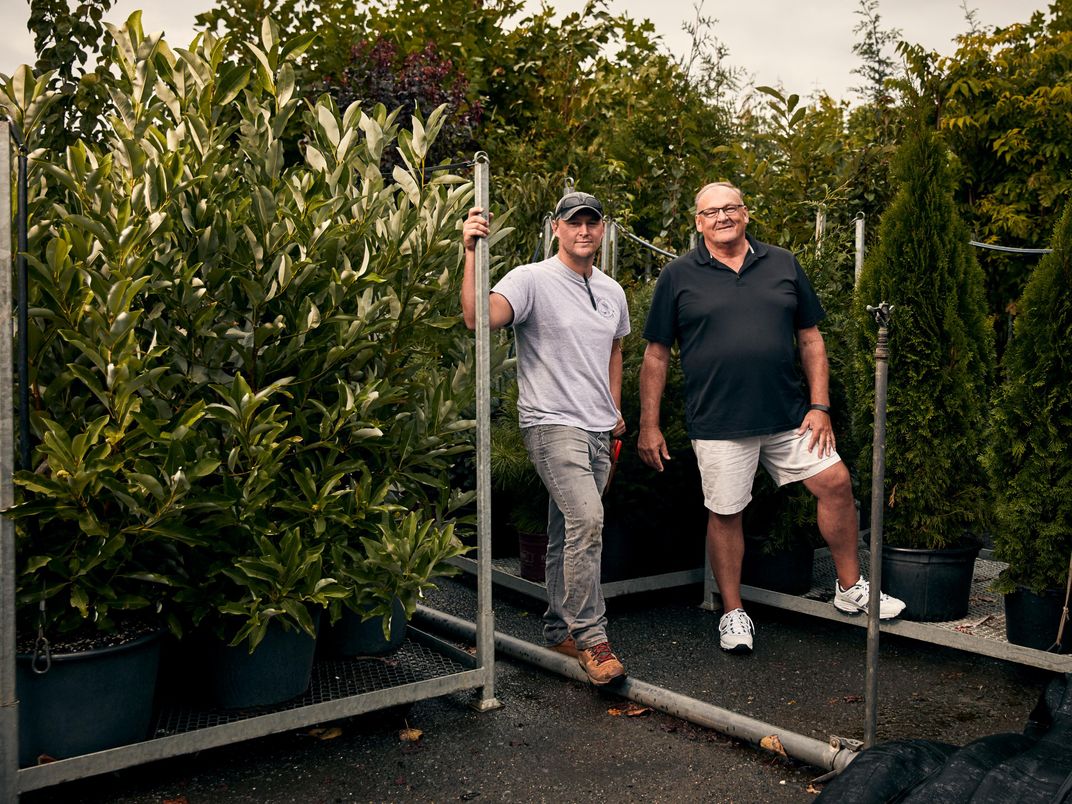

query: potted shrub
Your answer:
[191,527,347,709]
[1,59,207,762]
[325,511,468,656]
[160,72,482,693]
[853,122,995,621]
[985,201,1072,652]
[6,14,488,727]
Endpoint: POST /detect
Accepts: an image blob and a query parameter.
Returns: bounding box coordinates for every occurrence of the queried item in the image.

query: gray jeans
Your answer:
[522,424,612,650]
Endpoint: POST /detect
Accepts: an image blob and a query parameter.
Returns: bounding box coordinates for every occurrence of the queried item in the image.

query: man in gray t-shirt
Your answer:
[461,192,630,686]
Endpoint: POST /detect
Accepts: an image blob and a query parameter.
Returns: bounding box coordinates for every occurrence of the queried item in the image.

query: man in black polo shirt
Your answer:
[638,181,904,654]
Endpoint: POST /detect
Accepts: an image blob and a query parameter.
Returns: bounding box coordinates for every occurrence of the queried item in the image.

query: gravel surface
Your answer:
[25,579,1054,803]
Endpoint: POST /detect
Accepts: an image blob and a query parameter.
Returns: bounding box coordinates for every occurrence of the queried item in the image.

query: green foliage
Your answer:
[345,512,468,636]
[985,201,1072,593]
[853,123,995,549]
[849,0,903,104]
[939,6,1072,247]
[3,16,485,649]
[723,88,857,251]
[25,0,117,149]
[217,528,348,651]
[936,5,1072,329]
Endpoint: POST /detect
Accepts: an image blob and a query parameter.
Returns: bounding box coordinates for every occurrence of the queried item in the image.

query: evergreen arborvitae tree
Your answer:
[854,123,994,549]
[985,202,1072,593]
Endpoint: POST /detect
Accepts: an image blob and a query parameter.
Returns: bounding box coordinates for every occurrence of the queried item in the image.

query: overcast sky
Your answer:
[0,0,1049,102]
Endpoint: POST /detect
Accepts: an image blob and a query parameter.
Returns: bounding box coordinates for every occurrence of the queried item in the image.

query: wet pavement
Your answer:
[27,579,1053,803]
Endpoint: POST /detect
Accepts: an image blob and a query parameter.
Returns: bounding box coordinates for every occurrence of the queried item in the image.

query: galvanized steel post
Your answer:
[814,205,826,257]
[864,301,893,748]
[0,122,19,802]
[854,213,866,287]
[471,153,500,711]
[601,219,618,278]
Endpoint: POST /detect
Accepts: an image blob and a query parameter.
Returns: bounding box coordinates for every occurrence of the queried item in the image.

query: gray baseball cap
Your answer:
[554,192,604,220]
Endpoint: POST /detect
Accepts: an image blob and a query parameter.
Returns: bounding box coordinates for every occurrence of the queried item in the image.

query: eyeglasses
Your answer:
[697,204,746,219]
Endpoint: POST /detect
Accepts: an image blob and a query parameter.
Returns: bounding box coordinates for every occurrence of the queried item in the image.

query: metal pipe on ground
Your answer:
[413,606,858,774]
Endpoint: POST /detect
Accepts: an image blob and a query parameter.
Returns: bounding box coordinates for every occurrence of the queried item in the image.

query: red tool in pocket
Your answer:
[603,437,623,496]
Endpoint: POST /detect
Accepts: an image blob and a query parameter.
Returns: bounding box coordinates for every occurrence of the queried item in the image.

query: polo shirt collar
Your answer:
[696,234,767,271]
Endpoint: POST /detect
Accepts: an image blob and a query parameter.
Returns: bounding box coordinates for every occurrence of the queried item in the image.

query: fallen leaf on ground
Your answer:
[36,754,57,765]
[307,726,343,740]
[163,798,190,804]
[806,784,821,795]
[954,614,994,633]
[842,695,864,703]
[760,734,788,757]
[607,703,651,717]
[399,727,423,742]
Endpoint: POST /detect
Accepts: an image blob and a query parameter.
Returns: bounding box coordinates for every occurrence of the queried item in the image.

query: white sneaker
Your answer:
[718,608,754,653]
[834,579,906,619]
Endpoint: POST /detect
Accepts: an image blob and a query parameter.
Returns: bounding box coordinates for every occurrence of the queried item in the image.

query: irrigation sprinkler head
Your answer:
[866,301,893,328]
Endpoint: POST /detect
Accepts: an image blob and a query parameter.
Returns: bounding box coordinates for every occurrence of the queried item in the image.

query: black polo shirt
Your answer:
[643,235,825,439]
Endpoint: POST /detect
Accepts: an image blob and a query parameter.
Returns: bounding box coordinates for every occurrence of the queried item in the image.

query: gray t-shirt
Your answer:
[492,256,630,431]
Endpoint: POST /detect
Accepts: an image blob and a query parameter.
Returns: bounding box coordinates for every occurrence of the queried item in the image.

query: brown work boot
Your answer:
[577,641,626,685]
[549,635,579,658]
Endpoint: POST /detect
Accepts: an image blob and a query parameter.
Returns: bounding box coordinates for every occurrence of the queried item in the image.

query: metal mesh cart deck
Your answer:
[15,630,483,793]
[702,548,1071,674]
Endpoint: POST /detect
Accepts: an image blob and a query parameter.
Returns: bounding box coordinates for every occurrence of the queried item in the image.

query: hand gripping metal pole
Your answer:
[0,123,19,802]
[471,152,500,711]
[864,301,893,748]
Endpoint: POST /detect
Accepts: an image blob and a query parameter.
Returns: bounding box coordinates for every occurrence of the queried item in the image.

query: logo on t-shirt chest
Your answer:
[596,297,616,319]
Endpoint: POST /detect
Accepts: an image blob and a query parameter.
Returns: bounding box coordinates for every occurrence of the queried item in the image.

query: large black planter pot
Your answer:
[16,629,162,767]
[209,613,319,709]
[322,598,407,657]
[518,529,549,582]
[881,544,980,622]
[741,540,815,595]
[1004,588,1069,653]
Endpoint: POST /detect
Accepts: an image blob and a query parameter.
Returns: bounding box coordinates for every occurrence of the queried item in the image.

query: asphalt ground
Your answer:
[27,578,1053,803]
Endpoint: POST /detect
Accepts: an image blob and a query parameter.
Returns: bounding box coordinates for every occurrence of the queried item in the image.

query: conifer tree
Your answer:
[854,122,994,549]
[985,202,1072,593]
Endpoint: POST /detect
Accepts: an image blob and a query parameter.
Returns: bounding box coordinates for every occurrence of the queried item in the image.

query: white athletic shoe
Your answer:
[718,608,755,654]
[834,578,906,619]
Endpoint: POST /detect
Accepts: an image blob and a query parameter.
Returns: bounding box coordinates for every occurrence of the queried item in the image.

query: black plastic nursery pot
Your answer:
[322,598,407,657]
[517,529,549,582]
[208,612,319,709]
[1004,587,1069,653]
[881,543,981,622]
[741,541,815,596]
[16,629,163,767]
